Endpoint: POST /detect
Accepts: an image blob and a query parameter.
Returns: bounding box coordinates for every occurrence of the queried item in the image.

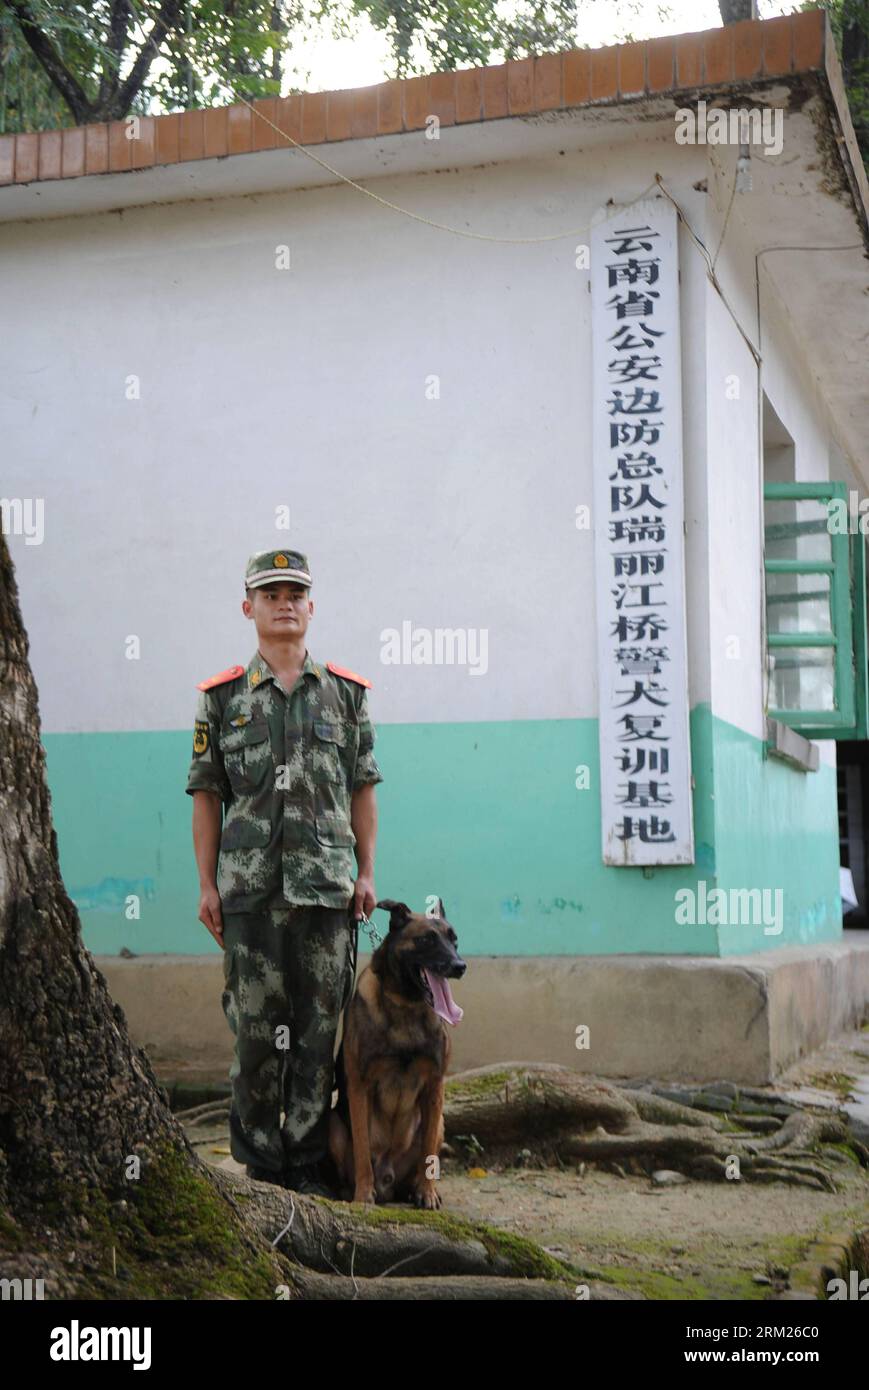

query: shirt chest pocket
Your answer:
[219,720,272,792]
[312,720,349,785]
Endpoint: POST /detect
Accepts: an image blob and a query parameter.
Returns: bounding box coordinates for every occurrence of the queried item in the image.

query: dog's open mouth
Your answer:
[419,966,464,1026]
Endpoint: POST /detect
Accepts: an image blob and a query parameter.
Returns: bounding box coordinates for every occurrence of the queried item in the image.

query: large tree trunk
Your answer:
[717,0,758,24]
[0,532,178,1220]
[0,533,258,1296]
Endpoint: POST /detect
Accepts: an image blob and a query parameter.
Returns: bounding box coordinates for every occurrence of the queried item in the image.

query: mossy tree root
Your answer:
[220,1169,576,1283]
[442,1064,867,1192]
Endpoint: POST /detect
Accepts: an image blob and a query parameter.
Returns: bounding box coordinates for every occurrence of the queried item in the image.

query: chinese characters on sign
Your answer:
[591,199,694,865]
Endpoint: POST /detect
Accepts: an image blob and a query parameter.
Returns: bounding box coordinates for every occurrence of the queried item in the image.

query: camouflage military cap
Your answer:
[245,549,311,590]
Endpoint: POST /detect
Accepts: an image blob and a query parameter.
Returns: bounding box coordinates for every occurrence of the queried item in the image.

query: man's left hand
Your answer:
[353,874,376,919]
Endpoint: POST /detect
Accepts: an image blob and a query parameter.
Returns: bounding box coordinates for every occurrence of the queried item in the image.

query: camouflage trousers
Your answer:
[221,903,356,1174]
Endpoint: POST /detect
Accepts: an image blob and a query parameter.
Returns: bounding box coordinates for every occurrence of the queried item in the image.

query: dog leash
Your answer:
[357,911,383,951]
[343,909,383,1013]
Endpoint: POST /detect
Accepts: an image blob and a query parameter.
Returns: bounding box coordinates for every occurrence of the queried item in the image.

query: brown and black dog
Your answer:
[328,898,466,1208]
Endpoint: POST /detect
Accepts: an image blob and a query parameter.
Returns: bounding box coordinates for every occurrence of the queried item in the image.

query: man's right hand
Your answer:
[199,885,224,948]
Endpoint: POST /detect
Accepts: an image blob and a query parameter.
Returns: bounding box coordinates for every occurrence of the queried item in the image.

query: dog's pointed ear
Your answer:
[437,897,447,920]
[376,899,412,933]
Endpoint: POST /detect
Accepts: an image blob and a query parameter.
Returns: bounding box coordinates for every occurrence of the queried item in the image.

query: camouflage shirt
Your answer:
[185,649,383,912]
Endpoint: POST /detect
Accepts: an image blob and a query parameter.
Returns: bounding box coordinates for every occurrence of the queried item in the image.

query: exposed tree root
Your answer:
[175,1100,231,1125]
[214,1167,576,1283]
[207,1169,643,1299]
[441,1064,869,1192]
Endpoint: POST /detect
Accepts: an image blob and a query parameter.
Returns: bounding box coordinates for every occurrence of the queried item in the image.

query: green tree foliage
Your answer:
[0,5,70,130]
[347,0,578,75]
[0,0,286,128]
[0,0,579,130]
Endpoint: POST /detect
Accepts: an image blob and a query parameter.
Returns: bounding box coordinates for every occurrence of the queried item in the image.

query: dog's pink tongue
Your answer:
[423,969,464,1025]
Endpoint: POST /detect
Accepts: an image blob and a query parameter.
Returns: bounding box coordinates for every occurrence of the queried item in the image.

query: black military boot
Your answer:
[245,1164,286,1187]
[284,1160,333,1198]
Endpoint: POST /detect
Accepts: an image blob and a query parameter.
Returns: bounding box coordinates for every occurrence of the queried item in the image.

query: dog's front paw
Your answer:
[352,1185,376,1206]
[412,1182,442,1210]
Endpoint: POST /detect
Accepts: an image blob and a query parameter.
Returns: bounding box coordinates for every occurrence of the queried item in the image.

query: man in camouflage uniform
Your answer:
[185,548,383,1194]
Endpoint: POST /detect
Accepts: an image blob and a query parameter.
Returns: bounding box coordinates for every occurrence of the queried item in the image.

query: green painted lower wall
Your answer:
[710,715,841,954]
[41,704,840,959]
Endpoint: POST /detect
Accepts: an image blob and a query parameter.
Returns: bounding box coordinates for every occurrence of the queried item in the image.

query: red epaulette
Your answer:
[197,665,245,691]
[327,661,372,688]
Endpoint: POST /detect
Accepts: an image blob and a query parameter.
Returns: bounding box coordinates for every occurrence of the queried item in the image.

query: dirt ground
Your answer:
[183,1026,869,1301]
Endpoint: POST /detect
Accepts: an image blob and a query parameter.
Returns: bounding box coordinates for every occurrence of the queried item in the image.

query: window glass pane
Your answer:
[764,498,832,563]
[765,571,832,636]
[769,646,835,712]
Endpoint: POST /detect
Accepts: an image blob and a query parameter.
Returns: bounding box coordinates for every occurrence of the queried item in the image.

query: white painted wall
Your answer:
[0,133,715,736]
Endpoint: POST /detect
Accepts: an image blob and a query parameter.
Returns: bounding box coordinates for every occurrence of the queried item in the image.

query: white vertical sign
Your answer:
[591,198,694,865]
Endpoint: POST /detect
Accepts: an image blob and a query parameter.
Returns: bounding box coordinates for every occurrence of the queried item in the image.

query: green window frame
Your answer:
[763,481,868,741]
